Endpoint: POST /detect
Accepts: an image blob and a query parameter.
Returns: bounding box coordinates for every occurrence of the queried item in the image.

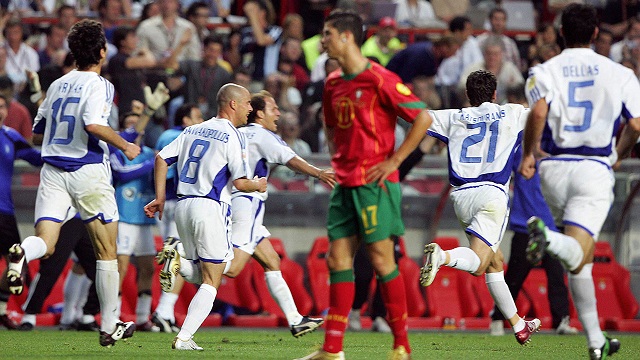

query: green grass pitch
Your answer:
[1,328,638,359]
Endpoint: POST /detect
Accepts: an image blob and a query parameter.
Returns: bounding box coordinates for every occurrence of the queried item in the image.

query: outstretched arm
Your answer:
[286,155,336,188]
[86,124,141,160]
[144,155,169,219]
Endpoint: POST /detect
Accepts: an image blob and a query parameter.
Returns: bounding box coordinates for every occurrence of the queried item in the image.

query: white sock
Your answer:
[445,247,481,273]
[60,272,85,325]
[76,275,91,318]
[22,236,47,262]
[176,241,186,258]
[0,301,7,315]
[569,264,605,349]
[222,261,232,275]
[513,318,525,332]
[265,271,303,326]
[179,258,202,284]
[21,313,36,325]
[177,283,217,340]
[136,292,152,324]
[155,292,179,322]
[546,229,583,271]
[95,260,120,334]
[116,295,122,319]
[486,271,519,331]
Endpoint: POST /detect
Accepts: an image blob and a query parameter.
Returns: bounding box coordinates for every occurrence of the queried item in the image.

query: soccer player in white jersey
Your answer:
[521,4,640,359]
[228,91,334,336]
[5,20,142,346]
[144,83,268,351]
[420,70,541,346]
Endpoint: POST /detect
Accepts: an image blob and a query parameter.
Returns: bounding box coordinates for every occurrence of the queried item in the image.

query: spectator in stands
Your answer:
[38,24,67,68]
[279,37,310,92]
[610,18,640,63]
[387,35,459,84]
[458,35,523,104]
[361,17,405,67]
[57,5,78,33]
[477,8,521,69]
[139,1,161,23]
[436,16,483,108]
[137,0,202,65]
[270,111,312,181]
[173,35,233,119]
[263,71,301,115]
[90,0,132,17]
[282,13,305,41]
[233,67,253,89]
[430,0,469,23]
[109,25,158,114]
[185,2,210,42]
[336,0,373,24]
[0,76,32,141]
[301,32,323,73]
[3,18,39,94]
[594,29,613,59]
[538,43,561,62]
[98,0,128,43]
[300,57,339,152]
[527,23,560,66]
[394,0,439,28]
[240,0,282,81]
[412,75,441,110]
[223,29,242,70]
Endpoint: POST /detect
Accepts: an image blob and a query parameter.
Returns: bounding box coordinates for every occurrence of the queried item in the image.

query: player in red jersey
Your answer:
[295,9,432,360]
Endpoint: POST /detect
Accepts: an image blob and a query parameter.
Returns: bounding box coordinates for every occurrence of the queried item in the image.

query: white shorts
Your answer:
[35,162,118,224]
[231,195,271,255]
[175,197,234,263]
[450,183,509,252]
[539,158,614,239]
[116,222,157,256]
[156,199,179,239]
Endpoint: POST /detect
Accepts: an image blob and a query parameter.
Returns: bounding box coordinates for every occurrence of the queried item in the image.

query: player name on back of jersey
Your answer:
[183,126,229,143]
[562,64,599,77]
[58,82,83,95]
[459,109,506,123]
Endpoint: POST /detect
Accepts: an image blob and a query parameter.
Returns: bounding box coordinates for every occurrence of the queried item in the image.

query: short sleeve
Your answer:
[378,74,426,123]
[620,69,640,119]
[426,109,454,142]
[525,65,553,105]
[227,129,249,181]
[157,132,182,166]
[262,131,296,165]
[83,79,113,127]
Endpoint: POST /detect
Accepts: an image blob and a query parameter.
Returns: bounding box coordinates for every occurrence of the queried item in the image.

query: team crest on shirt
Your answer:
[335,97,354,129]
[396,83,412,96]
[527,75,536,90]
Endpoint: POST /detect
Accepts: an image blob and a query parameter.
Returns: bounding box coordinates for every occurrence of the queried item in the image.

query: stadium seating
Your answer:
[250,238,314,325]
[307,237,330,314]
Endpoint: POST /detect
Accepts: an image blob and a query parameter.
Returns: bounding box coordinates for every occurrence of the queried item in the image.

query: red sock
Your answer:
[323,271,355,354]
[379,269,410,353]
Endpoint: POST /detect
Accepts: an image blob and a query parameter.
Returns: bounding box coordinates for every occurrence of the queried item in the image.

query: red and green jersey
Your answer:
[323,61,426,187]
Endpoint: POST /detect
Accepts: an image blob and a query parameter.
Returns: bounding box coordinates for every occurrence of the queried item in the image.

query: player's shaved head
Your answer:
[217,83,249,110]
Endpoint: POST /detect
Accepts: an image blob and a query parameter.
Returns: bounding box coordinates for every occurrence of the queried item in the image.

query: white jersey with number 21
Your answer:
[428,102,529,188]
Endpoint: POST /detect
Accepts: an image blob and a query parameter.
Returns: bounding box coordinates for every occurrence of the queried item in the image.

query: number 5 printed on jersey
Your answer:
[565,80,594,132]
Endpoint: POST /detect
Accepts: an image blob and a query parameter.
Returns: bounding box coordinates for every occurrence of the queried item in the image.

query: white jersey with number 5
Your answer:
[525,48,640,164]
[157,118,249,205]
[428,102,529,188]
[33,70,114,171]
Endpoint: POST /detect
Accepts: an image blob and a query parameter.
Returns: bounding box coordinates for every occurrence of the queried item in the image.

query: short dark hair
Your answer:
[203,34,224,48]
[489,7,507,20]
[449,16,470,32]
[118,111,139,129]
[466,70,497,106]
[175,103,199,127]
[248,90,273,123]
[112,25,135,51]
[186,1,208,19]
[325,9,364,46]
[57,4,75,17]
[68,20,106,70]
[561,3,598,47]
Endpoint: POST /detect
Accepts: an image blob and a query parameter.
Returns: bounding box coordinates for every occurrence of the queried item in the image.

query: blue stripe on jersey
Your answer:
[254,158,268,178]
[43,125,106,171]
[449,132,522,187]
[33,118,46,134]
[206,164,231,201]
[541,117,615,157]
[164,156,178,166]
[427,130,449,144]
